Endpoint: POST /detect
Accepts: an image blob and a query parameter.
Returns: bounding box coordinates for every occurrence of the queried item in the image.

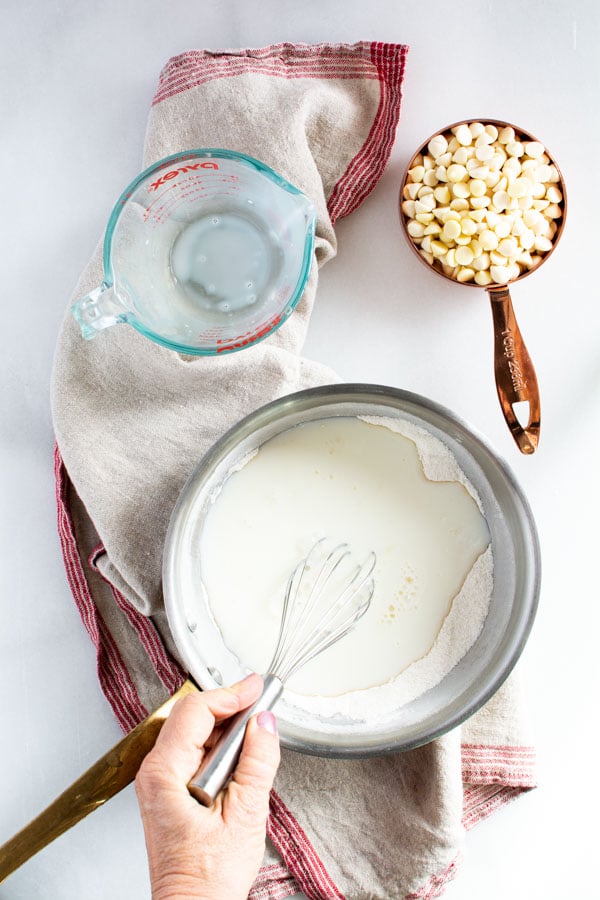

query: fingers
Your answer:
[138,674,264,786]
[223,710,280,824]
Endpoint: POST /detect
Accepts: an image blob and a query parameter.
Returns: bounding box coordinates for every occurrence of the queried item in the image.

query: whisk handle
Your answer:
[188,674,283,806]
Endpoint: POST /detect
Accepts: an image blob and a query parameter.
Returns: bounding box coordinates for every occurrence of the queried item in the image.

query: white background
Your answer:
[1,2,599,898]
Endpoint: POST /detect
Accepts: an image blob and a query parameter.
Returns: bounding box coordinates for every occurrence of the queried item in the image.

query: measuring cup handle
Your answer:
[71,283,126,339]
[487,286,541,454]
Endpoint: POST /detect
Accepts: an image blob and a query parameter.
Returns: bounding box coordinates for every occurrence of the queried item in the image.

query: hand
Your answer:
[135,674,280,900]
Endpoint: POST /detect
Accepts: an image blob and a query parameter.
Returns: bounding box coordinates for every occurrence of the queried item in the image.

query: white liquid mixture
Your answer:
[199,416,492,711]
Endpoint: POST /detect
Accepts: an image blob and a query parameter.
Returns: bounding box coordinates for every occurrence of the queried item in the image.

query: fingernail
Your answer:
[257,710,278,736]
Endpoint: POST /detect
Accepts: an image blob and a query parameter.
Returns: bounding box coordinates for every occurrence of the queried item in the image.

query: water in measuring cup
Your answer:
[170,206,284,320]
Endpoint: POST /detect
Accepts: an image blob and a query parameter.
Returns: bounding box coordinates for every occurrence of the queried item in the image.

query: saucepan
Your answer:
[163,384,540,754]
[0,384,540,880]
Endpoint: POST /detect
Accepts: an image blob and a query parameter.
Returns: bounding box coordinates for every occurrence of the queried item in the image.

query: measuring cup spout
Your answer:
[71,284,126,340]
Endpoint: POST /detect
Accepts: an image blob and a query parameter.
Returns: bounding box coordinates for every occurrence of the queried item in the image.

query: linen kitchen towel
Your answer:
[52,43,536,899]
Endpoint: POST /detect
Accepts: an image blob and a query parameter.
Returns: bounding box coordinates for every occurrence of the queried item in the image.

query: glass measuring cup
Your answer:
[399,120,567,454]
[71,149,316,355]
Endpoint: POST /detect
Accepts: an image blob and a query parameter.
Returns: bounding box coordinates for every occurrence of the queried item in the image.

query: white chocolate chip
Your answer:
[454,124,473,146]
[447,163,468,183]
[431,240,448,257]
[475,131,495,147]
[452,182,470,199]
[490,264,510,283]
[503,157,522,179]
[442,219,462,241]
[475,144,495,162]
[484,170,501,189]
[455,245,475,265]
[473,252,491,271]
[416,194,436,212]
[407,220,426,238]
[468,178,487,197]
[506,141,524,158]
[534,235,553,252]
[469,122,486,139]
[480,229,499,251]
[546,185,563,203]
[523,141,544,158]
[498,126,515,144]
[428,134,448,159]
[408,165,425,182]
[470,196,491,208]
[519,228,535,250]
[492,191,511,211]
[460,218,478,236]
[498,237,519,258]
[403,182,421,200]
[507,177,532,198]
[475,269,493,285]
[434,185,452,204]
[452,146,470,165]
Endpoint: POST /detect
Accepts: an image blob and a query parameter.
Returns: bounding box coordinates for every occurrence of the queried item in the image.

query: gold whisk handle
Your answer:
[0,678,197,884]
[188,673,283,806]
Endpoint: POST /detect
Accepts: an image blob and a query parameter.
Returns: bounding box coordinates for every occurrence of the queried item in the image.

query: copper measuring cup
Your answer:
[399,119,567,454]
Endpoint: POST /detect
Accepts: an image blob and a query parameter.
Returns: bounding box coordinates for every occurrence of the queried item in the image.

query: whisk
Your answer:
[188,539,376,805]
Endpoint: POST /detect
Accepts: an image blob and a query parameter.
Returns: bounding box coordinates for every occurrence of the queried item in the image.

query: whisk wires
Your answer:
[268,540,376,683]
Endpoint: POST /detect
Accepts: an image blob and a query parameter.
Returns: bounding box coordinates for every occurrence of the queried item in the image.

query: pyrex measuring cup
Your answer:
[400,120,567,454]
[72,149,316,355]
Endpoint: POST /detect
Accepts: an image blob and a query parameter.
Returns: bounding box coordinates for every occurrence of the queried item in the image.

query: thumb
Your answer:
[223,711,280,824]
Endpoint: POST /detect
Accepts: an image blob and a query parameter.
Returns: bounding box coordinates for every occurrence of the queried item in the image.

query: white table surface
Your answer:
[1,2,598,898]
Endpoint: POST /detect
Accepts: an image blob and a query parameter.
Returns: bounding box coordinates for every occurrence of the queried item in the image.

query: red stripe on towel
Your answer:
[461,743,537,790]
[461,742,537,831]
[54,447,147,732]
[152,42,382,105]
[249,863,302,900]
[268,790,345,900]
[88,544,186,697]
[327,42,408,223]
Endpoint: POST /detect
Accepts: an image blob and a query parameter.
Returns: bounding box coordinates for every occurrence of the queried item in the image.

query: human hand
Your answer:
[135,673,280,900]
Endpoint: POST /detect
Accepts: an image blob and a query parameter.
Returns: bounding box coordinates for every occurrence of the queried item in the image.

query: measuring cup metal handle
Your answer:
[487,286,541,455]
[71,283,127,340]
